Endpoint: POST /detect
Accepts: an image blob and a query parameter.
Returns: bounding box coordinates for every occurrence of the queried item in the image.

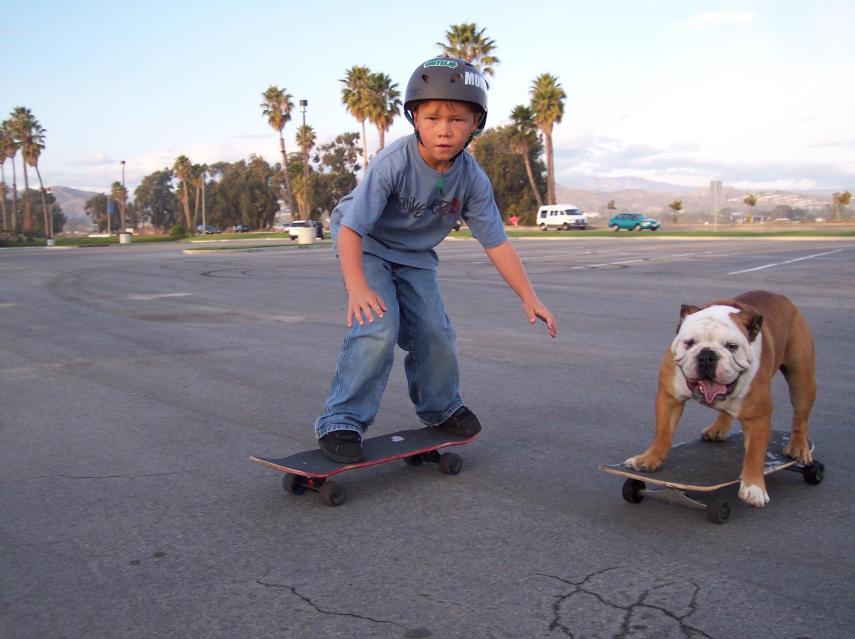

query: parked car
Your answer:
[196,224,222,234]
[287,220,316,240]
[234,224,250,233]
[537,204,588,230]
[608,213,660,231]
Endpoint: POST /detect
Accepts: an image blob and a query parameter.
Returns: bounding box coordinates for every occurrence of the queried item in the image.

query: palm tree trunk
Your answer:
[11,157,19,233]
[1,163,8,230]
[22,162,32,235]
[279,132,297,215]
[521,151,543,207]
[34,163,50,238]
[360,120,369,169]
[544,131,555,205]
[193,184,201,229]
[376,125,385,152]
[182,186,192,231]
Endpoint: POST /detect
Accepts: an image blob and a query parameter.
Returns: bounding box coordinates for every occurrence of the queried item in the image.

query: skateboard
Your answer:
[599,430,825,524]
[251,427,477,506]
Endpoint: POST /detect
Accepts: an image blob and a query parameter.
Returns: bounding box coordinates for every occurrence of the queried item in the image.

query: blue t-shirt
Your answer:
[330,134,507,270]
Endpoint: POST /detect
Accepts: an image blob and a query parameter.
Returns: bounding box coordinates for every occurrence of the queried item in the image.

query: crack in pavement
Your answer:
[256,574,403,629]
[537,567,715,639]
[5,469,197,482]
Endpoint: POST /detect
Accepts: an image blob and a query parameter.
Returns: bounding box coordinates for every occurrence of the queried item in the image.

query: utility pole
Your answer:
[300,99,308,220]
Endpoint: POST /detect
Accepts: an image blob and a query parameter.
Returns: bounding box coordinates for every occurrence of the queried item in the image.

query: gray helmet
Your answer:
[404,57,488,132]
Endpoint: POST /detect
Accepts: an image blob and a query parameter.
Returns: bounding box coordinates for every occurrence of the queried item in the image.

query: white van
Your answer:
[537,204,588,230]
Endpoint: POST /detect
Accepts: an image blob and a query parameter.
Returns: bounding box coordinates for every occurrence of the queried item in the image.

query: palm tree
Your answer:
[295,125,317,218]
[173,155,194,231]
[340,65,373,169]
[22,119,50,238]
[295,125,317,155]
[110,181,127,231]
[832,191,851,222]
[261,86,297,215]
[0,122,13,230]
[668,199,683,224]
[1,119,19,232]
[529,74,566,205]
[191,163,207,229]
[509,105,543,208]
[743,194,758,224]
[437,23,500,77]
[9,107,35,235]
[367,73,401,153]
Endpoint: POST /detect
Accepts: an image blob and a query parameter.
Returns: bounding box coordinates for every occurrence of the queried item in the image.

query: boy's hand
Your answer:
[524,297,558,338]
[347,284,387,327]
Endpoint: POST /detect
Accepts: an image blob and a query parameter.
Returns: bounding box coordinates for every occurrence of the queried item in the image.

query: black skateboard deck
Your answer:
[251,427,477,506]
[600,430,824,523]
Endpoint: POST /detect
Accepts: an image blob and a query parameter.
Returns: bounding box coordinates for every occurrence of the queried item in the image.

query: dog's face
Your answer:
[671,303,763,405]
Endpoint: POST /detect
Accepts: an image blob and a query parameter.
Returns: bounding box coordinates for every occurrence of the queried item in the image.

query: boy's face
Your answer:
[412,100,479,171]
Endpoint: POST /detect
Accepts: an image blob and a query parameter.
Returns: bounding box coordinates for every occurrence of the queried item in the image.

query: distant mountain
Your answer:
[50,186,99,231]
[555,182,833,217]
[562,175,696,194]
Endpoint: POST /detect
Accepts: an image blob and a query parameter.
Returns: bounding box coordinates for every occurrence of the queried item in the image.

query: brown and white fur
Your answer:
[624,290,816,507]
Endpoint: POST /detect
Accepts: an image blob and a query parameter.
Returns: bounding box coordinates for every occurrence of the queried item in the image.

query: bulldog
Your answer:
[624,290,816,507]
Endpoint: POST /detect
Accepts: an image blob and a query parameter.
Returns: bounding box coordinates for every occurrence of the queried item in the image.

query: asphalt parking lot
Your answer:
[2,236,854,638]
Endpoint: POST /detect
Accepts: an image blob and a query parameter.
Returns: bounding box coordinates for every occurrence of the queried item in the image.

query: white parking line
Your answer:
[727,249,847,275]
[571,251,719,270]
[127,293,192,301]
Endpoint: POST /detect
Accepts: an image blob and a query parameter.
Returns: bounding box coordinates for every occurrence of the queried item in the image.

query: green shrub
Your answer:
[169,223,187,240]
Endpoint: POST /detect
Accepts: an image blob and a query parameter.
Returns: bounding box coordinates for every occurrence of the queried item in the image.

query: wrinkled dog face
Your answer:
[671,304,762,405]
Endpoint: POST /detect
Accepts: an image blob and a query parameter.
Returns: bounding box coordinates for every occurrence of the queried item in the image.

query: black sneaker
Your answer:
[319,431,364,463]
[436,407,481,437]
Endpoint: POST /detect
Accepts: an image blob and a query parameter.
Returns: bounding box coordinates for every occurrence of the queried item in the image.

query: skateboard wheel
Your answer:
[439,452,463,475]
[621,478,645,503]
[706,495,731,524]
[282,473,307,496]
[319,480,346,507]
[403,454,424,467]
[802,461,825,485]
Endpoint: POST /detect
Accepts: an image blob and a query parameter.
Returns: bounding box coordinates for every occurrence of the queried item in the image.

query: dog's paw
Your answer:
[701,426,728,442]
[783,440,813,465]
[738,481,770,507]
[624,454,663,472]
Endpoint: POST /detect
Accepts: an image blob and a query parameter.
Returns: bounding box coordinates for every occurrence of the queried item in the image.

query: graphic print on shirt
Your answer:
[396,192,461,220]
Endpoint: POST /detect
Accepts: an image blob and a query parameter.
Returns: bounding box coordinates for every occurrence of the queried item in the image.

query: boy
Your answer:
[315,56,557,463]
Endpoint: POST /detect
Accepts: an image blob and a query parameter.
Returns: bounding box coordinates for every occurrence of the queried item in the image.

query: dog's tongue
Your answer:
[698,379,728,403]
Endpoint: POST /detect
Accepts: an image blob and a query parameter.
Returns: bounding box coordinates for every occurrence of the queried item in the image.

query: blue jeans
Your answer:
[315,253,464,439]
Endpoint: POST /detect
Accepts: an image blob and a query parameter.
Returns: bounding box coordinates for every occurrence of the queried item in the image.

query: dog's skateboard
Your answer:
[251,427,477,506]
[599,430,825,523]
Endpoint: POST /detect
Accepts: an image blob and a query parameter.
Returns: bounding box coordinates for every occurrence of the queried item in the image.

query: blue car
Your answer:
[609,213,660,231]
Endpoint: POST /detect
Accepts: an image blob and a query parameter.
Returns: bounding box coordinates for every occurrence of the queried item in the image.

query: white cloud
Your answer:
[71,152,115,167]
[685,11,755,28]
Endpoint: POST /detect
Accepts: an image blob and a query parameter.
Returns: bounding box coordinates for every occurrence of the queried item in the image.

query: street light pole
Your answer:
[120,160,126,232]
[201,168,206,231]
[300,99,308,220]
[711,180,721,233]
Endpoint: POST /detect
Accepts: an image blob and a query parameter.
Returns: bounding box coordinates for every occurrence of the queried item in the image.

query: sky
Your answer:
[3,0,854,194]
